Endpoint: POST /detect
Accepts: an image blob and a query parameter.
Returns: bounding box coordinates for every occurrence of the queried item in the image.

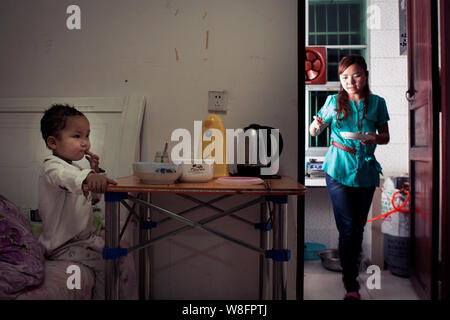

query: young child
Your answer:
[39,104,117,299]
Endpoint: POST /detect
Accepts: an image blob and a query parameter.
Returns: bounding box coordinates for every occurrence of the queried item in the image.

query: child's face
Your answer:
[339,63,367,98]
[47,116,91,163]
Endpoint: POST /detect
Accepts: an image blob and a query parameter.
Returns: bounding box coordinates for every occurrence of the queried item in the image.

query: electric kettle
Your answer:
[236,124,283,178]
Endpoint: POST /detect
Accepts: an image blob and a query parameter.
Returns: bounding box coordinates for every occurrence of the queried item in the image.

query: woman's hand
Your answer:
[85,150,100,173]
[310,116,325,136]
[359,123,390,146]
[360,132,377,145]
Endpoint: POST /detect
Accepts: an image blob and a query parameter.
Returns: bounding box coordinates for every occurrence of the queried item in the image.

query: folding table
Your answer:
[99,175,306,300]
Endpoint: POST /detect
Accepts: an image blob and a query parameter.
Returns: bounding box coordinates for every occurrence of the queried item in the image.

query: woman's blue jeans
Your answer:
[325,174,375,292]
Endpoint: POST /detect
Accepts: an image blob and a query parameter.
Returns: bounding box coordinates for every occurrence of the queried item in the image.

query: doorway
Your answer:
[301,0,446,300]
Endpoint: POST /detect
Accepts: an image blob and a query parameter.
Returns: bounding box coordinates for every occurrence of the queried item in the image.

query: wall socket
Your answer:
[208,91,228,112]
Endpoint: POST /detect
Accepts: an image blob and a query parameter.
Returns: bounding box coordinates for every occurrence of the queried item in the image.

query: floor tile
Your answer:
[304,260,420,300]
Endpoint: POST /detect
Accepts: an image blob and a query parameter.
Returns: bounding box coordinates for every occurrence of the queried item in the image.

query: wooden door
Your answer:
[406,0,440,300]
[439,0,450,301]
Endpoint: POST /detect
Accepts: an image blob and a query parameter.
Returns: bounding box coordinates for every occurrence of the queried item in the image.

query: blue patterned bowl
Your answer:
[133,162,182,184]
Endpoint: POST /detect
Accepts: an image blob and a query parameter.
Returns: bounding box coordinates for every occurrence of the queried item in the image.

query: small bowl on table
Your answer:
[133,162,182,184]
[180,159,214,183]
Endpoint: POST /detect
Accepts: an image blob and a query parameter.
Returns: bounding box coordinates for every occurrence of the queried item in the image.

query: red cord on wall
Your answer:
[367,186,410,223]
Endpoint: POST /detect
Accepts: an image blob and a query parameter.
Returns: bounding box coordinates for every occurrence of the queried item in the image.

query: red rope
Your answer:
[367,188,409,223]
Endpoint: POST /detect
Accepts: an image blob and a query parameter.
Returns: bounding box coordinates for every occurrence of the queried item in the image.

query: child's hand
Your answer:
[85,172,118,193]
[85,150,100,173]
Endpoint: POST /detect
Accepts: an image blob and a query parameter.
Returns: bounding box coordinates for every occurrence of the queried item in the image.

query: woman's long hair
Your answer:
[336,55,371,121]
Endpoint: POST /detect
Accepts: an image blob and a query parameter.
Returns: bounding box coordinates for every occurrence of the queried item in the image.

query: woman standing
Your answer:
[310,55,390,300]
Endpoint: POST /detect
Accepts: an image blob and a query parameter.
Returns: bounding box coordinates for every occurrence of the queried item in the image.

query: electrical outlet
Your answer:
[208,91,228,112]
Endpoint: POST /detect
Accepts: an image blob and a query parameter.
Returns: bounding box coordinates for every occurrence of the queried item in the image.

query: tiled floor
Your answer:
[304,259,421,300]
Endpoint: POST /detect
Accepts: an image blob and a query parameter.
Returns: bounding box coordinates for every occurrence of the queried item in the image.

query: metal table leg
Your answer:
[271,197,288,300]
[259,200,272,300]
[139,193,152,300]
[105,195,121,300]
[280,202,289,299]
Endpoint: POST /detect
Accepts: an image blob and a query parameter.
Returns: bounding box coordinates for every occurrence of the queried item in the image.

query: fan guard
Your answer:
[305,47,326,85]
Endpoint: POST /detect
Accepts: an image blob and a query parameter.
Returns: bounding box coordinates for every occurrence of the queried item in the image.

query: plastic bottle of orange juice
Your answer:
[202,114,228,177]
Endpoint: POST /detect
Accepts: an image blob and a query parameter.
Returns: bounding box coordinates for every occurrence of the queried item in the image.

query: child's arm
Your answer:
[83,150,116,194]
[84,172,117,194]
[44,160,94,194]
[44,157,116,195]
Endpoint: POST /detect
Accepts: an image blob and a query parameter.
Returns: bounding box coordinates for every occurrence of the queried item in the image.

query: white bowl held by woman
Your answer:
[180,159,214,183]
[340,131,372,141]
[133,162,182,184]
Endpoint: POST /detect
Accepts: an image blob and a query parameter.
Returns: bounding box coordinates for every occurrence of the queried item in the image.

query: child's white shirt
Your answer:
[38,154,96,255]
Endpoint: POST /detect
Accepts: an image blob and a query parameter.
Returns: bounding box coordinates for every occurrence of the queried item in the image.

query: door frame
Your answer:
[407,0,440,300]
[297,0,306,301]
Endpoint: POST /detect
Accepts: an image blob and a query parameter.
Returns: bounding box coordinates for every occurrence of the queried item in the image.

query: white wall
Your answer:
[368,0,409,177]
[363,0,409,259]
[0,0,298,299]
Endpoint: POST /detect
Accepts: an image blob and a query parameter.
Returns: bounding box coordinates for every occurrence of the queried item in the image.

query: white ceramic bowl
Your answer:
[180,159,214,183]
[340,131,372,141]
[133,162,182,184]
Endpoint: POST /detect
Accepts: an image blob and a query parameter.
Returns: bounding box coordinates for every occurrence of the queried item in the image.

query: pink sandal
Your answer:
[343,292,361,300]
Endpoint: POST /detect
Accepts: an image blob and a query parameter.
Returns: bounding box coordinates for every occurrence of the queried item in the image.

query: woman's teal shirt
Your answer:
[316,94,390,188]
